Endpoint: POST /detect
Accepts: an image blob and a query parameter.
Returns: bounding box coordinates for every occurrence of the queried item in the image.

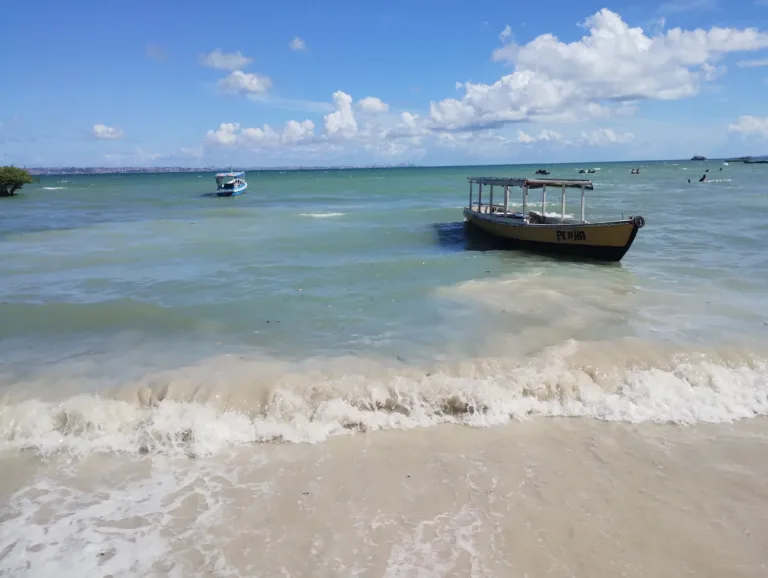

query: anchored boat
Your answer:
[215,170,247,197]
[463,176,645,262]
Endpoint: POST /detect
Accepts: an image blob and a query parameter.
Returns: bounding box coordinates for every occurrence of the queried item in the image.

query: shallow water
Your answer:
[1,161,768,576]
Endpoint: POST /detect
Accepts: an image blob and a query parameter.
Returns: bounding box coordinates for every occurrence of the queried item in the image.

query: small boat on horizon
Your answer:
[215,170,247,197]
[462,176,645,262]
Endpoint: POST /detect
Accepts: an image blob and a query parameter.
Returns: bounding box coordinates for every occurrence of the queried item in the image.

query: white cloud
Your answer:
[205,119,316,148]
[577,128,635,146]
[358,96,389,114]
[736,58,768,67]
[499,25,512,43]
[516,129,563,143]
[218,70,273,96]
[425,9,768,132]
[728,115,768,138]
[289,37,306,51]
[201,86,639,164]
[324,91,358,136]
[514,127,633,147]
[194,10,768,162]
[204,122,240,146]
[91,124,124,140]
[200,49,253,70]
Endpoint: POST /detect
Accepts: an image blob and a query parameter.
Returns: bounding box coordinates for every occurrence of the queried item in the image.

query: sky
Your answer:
[2,0,768,167]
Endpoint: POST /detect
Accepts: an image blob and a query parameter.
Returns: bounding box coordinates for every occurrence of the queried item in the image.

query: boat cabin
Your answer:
[215,171,245,191]
[466,176,594,224]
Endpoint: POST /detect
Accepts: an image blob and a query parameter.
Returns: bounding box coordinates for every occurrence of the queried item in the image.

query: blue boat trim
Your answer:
[214,170,248,197]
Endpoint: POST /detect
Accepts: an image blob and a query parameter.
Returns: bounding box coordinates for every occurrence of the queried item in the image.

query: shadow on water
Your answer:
[431,221,624,267]
[433,221,499,252]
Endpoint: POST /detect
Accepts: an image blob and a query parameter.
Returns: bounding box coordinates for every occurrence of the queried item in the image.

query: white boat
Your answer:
[215,170,247,197]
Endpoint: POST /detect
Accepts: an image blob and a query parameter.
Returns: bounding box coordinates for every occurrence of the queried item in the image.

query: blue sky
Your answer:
[2,0,768,167]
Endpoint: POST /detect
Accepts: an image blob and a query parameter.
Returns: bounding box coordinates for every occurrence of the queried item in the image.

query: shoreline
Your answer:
[3,418,768,577]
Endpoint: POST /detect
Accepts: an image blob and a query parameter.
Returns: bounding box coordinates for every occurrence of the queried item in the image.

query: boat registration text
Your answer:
[556,230,587,242]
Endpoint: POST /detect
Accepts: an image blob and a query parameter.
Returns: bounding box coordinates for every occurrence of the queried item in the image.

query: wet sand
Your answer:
[3,418,767,577]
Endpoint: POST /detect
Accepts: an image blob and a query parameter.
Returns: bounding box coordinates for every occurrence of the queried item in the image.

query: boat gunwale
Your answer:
[463,208,634,228]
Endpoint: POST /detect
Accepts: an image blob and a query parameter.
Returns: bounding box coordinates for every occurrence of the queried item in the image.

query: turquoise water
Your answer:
[1,160,767,429]
[3,160,768,577]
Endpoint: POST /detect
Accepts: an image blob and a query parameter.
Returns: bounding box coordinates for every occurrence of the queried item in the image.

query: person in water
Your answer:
[699,173,707,182]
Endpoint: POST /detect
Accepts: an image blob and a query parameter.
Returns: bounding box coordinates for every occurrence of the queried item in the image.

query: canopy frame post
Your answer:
[523,185,528,217]
[561,184,566,223]
[478,183,483,213]
[489,184,494,214]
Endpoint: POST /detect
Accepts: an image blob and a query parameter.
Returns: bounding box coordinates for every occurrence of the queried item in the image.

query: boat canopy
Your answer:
[216,171,245,178]
[467,177,594,190]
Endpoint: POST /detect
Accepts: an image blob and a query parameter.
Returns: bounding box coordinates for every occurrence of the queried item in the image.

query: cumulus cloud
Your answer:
[728,116,768,138]
[358,97,389,114]
[324,91,358,136]
[425,9,768,132]
[200,49,253,70]
[205,119,316,148]
[91,124,124,140]
[289,37,306,51]
[218,70,273,96]
[499,25,512,43]
[197,9,768,160]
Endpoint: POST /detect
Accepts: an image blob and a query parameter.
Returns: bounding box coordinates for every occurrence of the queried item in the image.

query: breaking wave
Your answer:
[2,340,766,458]
[298,212,345,218]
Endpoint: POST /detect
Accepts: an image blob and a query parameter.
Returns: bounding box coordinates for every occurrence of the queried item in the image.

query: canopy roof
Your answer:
[467,176,594,190]
[215,171,245,178]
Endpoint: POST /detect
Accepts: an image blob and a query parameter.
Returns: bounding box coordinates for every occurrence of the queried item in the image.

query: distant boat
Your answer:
[214,170,247,197]
[463,176,645,262]
[691,155,706,161]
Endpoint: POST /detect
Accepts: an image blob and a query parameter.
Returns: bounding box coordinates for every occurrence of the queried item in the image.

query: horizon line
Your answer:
[19,155,764,174]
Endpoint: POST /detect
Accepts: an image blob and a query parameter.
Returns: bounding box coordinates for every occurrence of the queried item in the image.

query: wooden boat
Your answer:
[215,170,247,197]
[462,176,645,262]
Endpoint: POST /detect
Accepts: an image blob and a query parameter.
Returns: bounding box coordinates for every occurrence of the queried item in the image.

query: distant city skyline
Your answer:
[24,154,768,176]
[3,0,768,167]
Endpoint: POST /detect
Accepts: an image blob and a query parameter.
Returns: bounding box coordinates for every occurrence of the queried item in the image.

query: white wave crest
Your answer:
[298,212,345,218]
[1,344,766,459]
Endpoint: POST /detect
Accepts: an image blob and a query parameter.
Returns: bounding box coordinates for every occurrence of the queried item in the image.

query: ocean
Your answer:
[1,160,767,577]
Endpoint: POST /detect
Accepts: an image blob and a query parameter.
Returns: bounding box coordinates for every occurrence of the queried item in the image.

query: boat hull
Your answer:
[216,183,247,197]
[463,209,641,262]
